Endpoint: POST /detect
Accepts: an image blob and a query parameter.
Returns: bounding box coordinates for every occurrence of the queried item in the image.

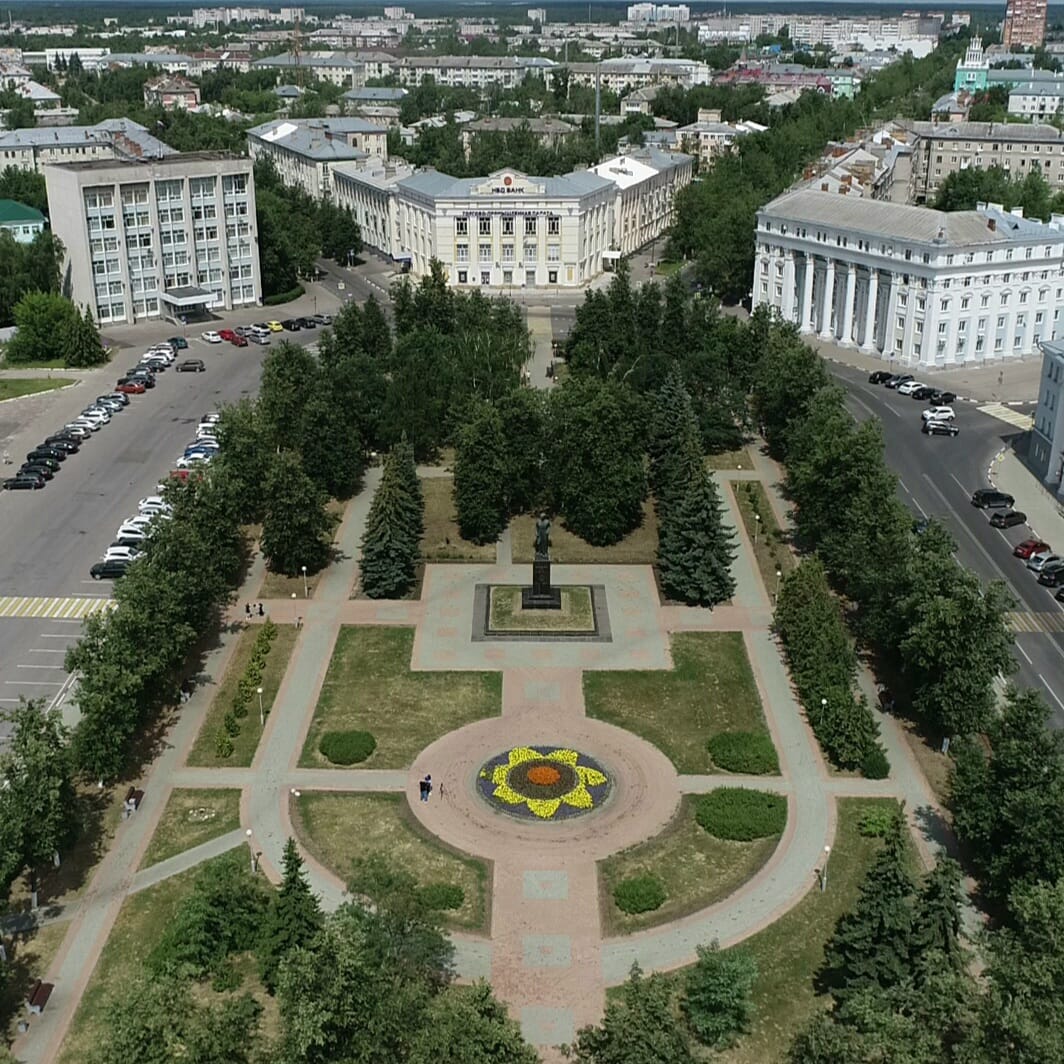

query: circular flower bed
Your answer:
[477,746,611,820]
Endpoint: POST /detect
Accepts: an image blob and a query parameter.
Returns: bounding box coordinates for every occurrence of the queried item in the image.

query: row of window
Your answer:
[763,229,1058,264]
[455,242,561,263]
[455,215,561,237]
[456,269,562,285]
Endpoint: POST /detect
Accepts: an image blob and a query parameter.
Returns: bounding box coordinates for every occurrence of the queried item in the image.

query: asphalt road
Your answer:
[829,363,1064,728]
[0,338,267,732]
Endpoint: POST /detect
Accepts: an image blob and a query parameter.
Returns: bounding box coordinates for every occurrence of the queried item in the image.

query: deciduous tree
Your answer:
[454,401,508,544]
[261,451,334,576]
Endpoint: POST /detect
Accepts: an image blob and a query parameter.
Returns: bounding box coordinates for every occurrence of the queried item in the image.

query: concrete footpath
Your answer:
[992,446,1064,548]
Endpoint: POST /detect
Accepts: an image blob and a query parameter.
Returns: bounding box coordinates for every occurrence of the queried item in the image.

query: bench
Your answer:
[122,787,144,818]
[26,980,53,1015]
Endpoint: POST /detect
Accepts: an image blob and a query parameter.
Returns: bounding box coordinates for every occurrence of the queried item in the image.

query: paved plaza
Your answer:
[12,448,957,1063]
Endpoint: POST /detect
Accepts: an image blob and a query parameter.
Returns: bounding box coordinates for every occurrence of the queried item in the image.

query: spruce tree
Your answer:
[391,438,424,540]
[821,813,916,1002]
[359,447,422,598]
[910,857,965,976]
[259,838,323,992]
[454,402,508,544]
[648,373,703,519]
[682,942,757,1047]
[657,471,736,607]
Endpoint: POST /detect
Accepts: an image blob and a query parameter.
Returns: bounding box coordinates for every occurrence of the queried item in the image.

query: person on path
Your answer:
[419,775,432,802]
[258,603,264,617]
[245,603,251,619]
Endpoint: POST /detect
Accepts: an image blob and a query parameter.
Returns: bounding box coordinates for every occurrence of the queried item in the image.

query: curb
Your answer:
[0,380,81,407]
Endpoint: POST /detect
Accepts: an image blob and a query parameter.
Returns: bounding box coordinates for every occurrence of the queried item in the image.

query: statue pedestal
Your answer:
[522,555,562,610]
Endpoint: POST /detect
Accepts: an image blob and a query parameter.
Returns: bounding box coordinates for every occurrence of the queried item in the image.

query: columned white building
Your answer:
[754,188,1064,368]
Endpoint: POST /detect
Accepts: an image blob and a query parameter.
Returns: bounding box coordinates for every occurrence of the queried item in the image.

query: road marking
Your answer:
[1008,611,1064,633]
[1040,674,1064,713]
[29,648,67,653]
[977,403,1034,431]
[1017,642,1034,665]
[0,596,116,619]
[38,634,73,639]
[17,664,64,670]
[4,680,63,686]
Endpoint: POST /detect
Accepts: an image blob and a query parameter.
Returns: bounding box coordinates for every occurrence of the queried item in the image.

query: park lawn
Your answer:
[301,626,501,769]
[510,499,659,565]
[717,798,900,1064]
[57,850,258,1064]
[655,260,684,277]
[0,377,71,401]
[585,632,771,774]
[705,448,754,471]
[420,477,496,562]
[0,357,67,370]
[293,792,489,932]
[731,479,796,595]
[188,624,299,767]
[258,499,345,598]
[1,921,67,1044]
[138,788,242,871]
[489,585,595,632]
[599,796,779,935]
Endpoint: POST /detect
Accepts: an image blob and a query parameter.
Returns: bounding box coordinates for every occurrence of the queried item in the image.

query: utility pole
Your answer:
[595,63,601,151]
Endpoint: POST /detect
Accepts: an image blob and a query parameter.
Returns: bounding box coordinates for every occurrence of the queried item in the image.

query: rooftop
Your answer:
[466,117,576,134]
[399,166,613,201]
[0,119,173,158]
[253,51,364,69]
[341,86,408,101]
[43,150,249,173]
[910,120,1064,141]
[0,199,45,225]
[248,117,383,161]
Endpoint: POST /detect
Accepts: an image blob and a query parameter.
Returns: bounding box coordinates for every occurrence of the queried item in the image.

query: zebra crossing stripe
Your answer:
[0,596,117,619]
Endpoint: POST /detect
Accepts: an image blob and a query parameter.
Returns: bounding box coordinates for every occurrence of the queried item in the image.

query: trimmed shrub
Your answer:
[857,803,898,838]
[231,696,248,720]
[696,788,786,841]
[223,711,241,737]
[861,744,891,780]
[613,874,666,914]
[319,730,376,765]
[263,284,305,306]
[707,731,779,775]
[215,731,234,759]
[420,882,464,911]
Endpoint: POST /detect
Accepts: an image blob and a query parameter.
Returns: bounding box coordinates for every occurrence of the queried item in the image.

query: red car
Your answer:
[229,333,248,347]
[218,328,237,342]
[115,379,146,394]
[1014,538,1051,559]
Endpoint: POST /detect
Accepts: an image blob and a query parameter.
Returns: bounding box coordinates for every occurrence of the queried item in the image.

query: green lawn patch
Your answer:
[188,624,299,766]
[708,731,779,774]
[655,260,684,277]
[585,632,772,774]
[138,788,241,870]
[705,448,754,471]
[510,498,658,564]
[599,796,779,935]
[420,477,496,562]
[488,585,595,632]
[301,626,501,769]
[1,921,66,1045]
[732,480,795,596]
[293,792,489,932]
[0,377,72,401]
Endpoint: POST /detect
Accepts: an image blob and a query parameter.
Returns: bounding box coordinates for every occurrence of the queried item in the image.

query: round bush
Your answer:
[420,882,464,911]
[696,788,786,841]
[613,874,666,915]
[857,804,898,839]
[707,731,780,775]
[861,744,890,780]
[215,731,234,759]
[319,730,377,765]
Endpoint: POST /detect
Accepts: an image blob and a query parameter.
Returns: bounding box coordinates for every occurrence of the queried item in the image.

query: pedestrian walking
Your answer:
[419,774,433,802]
[296,616,303,630]
[245,603,251,619]
[258,603,264,617]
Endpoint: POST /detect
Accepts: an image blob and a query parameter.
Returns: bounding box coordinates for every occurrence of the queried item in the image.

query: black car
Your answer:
[281,318,302,331]
[43,436,80,453]
[26,449,64,466]
[911,385,935,401]
[89,558,129,581]
[3,474,44,490]
[19,462,54,481]
[971,488,1015,509]
[177,359,207,373]
[868,370,893,384]
[990,509,1027,529]
[129,373,156,389]
[112,535,145,548]
[930,389,957,404]
[884,374,914,389]
[922,419,959,437]
[297,316,317,329]
[1038,561,1064,586]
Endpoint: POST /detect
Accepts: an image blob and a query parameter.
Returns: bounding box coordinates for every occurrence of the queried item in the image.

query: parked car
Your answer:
[1056,586,1064,603]
[177,359,207,373]
[138,495,169,512]
[1028,551,1061,572]
[929,389,957,404]
[129,373,156,389]
[297,316,317,329]
[310,313,332,326]
[115,379,146,394]
[1038,560,1064,586]
[115,524,148,541]
[248,328,271,345]
[79,408,110,426]
[168,336,188,350]
[922,420,959,437]
[90,558,129,581]
[922,406,955,422]
[896,380,926,396]
[112,535,145,548]
[22,454,59,472]
[234,326,252,338]
[218,328,237,342]
[266,320,283,332]
[201,330,222,344]
[19,463,53,481]
[103,546,141,562]
[176,452,213,469]
[911,385,935,401]
[3,474,44,490]
[971,488,1015,509]
[990,510,1027,529]
[43,437,79,453]
[884,374,914,390]
[26,448,64,464]
[281,318,302,331]
[1014,539,1051,559]
[62,423,92,439]
[201,412,221,425]
[94,395,125,412]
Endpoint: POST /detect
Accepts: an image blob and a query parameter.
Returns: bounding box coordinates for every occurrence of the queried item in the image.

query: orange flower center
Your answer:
[526,765,561,786]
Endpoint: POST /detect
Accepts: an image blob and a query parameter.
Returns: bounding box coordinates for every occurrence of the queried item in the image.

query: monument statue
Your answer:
[534,513,551,558]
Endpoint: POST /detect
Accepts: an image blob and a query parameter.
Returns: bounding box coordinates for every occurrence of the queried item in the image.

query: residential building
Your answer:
[104,52,195,76]
[619,85,661,116]
[627,4,690,22]
[0,119,174,172]
[191,7,304,28]
[1008,81,1064,123]
[143,74,201,111]
[251,51,366,88]
[563,57,709,92]
[247,117,388,199]
[675,109,766,169]
[753,188,1064,368]
[0,199,46,243]
[397,56,556,90]
[44,152,260,325]
[1031,339,1064,492]
[341,86,407,106]
[1004,0,1047,49]
[908,121,1064,203]
[528,8,548,23]
[462,117,576,158]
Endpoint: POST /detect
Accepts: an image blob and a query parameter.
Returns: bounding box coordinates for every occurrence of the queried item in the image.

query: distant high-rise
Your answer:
[1003,0,1047,50]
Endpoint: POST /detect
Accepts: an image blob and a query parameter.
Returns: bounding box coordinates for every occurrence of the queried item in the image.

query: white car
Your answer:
[145,348,174,364]
[921,406,955,422]
[201,412,221,425]
[123,514,155,530]
[896,380,925,396]
[1028,552,1061,573]
[138,495,170,512]
[80,407,110,424]
[69,417,102,433]
[63,423,92,439]
[115,524,148,541]
[201,330,222,344]
[103,546,141,562]
[195,426,220,441]
[176,452,213,469]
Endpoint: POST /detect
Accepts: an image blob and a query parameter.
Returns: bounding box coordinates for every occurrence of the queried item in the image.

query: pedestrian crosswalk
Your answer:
[977,403,1034,431]
[1008,611,1064,633]
[0,596,116,620]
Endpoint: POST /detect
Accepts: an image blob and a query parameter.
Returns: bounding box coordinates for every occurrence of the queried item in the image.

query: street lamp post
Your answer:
[774,567,782,606]
[821,845,831,891]
[245,828,255,874]
[257,686,264,727]
[754,512,761,546]
[301,564,308,598]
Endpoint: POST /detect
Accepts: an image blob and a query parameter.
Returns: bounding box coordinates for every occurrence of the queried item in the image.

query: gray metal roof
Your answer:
[248,118,383,161]
[0,119,173,158]
[253,51,364,70]
[341,86,407,101]
[762,188,1064,247]
[466,117,576,134]
[398,167,613,201]
[911,120,1064,142]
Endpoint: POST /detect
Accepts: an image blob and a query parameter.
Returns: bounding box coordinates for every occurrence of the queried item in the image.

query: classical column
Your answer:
[752,254,765,306]
[883,272,899,357]
[840,263,857,345]
[818,257,836,339]
[801,254,816,332]
[782,250,796,322]
[861,269,879,352]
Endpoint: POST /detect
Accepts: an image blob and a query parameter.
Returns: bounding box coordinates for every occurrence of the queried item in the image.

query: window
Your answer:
[547,244,560,262]
[479,243,491,263]
[456,244,469,262]
[502,243,514,262]
[982,293,990,307]
[941,298,950,311]
[998,315,1006,328]
[961,296,970,309]
[456,218,468,236]
[547,215,560,236]
[479,216,491,236]
[502,216,514,236]
[458,270,467,284]
[548,270,558,284]
[1020,290,1029,303]
[525,216,537,236]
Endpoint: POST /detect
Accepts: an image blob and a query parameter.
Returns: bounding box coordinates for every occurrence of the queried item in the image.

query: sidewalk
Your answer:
[992,446,1064,547]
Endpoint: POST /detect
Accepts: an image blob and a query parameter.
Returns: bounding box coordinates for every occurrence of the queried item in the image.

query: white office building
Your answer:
[754,188,1064,368]
[1032,339,1064,492]
[44,152,261,326]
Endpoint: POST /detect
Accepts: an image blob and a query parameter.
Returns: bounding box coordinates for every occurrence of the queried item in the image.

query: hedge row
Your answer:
[215,619,279,759]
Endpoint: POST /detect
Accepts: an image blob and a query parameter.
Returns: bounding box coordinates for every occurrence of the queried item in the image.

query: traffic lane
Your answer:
[0,616,83,738]
[0,350,263,598]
